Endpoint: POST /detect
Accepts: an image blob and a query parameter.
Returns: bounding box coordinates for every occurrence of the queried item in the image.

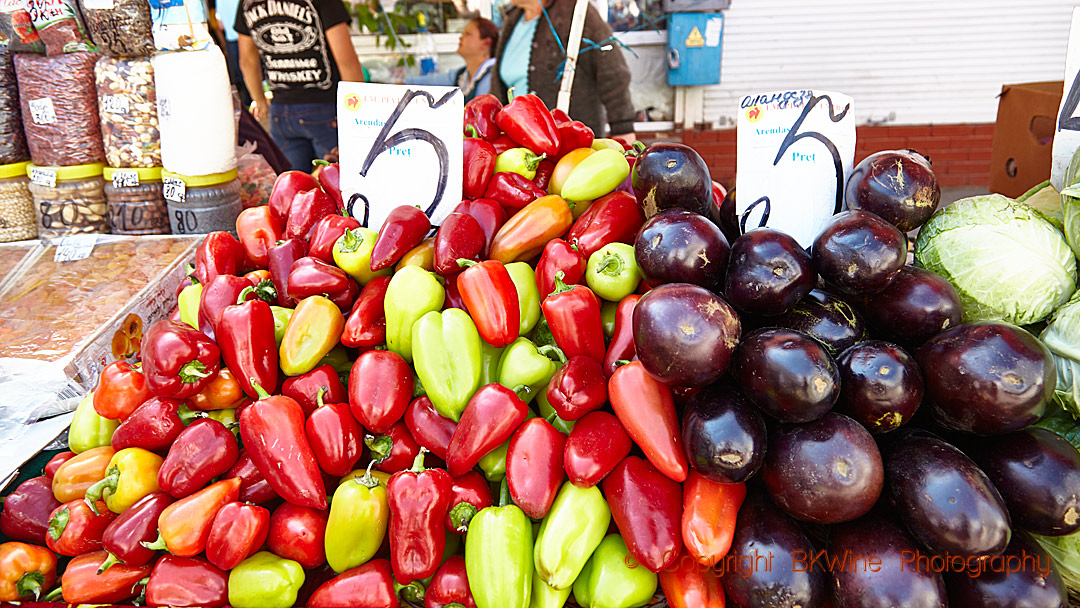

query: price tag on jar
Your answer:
[112,170,140,188]
[28,98,56,125]
[29,166,57,188]
[54,234,98,262]
[163,177,186,203]
[102,95,130,115]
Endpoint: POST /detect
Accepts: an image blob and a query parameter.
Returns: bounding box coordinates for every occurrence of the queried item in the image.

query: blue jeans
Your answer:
[269,103,339,172]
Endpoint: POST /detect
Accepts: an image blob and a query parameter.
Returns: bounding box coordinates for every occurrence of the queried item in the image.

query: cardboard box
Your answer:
[989,81,1063,198]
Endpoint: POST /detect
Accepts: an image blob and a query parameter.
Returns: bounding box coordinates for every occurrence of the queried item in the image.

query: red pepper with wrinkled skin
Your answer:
[100,491,173,572]
[490,134,517,155]
[198,274,258,339]
[658,549,726,608]
[602,456,683,573]
[506,418,566,519]
[158,418,239,498]
[496,93,560,157]
[1,476,61,544]
[309,215,362,264]
[45,451,76,478]
[568,191,644,259]
[270,171,322,224]
[546,355,607,421]
[240,386,327,509]
[112,397,203,453]
[370,205,431,271]
[564,411,633,487]
[268,238,308,308]
[218,286,280,399]
[536,238,587,300]
[555,120,594,159]
[483,172,547,210]
[307,388,363,477]
[464,94,502,142]
[288,256,358,309]
[237,206,284,269]
[282,364,349,416]
[683,472,745,568]
[146,554,229,608]
[609,361,689,483]
[61,550,151,605]
[446,471,492,534]
[603,294,640,377]
[463,135,497,200]
[341,276,390,349]
[444,273,466,311]
[404,396,456,460]
[141,320,221,399]
[194,231,246,286]
[225,450,278,504]
[308,559,398,608]
[349,350,414,434]
[426,555,476,608]
[94,361,154,421]
[434,213,486,276]
[285,188,338,241]
[533,158,555,191]
[315,162,344,208]
[370,422,422,474]
[387,450,453,584]
[445,383,529,477]
[456,259,520,347]
[205,502,270,571]
[45,499,115,556]
[541,273,606,362]
[267,503,327,570]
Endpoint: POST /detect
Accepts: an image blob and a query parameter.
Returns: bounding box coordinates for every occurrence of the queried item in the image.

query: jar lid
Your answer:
[104,166,164,182]
[0,161,30,179]
[161,168,239,188]
[26,162,106,181]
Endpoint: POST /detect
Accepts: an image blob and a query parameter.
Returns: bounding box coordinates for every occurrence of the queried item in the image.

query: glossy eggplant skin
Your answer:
[724,228,816,317]
[968,427,1080,536]
[844,149,941,233]
[885,432,1011,557]
[835,341,923,434]
[763,413,883,524]
[682,382,767,483]
[719,494,827,608]
[631,142,713,219]
[811,210,907,296]
[856,265,962,348]
[771,289,868,357]
[716,186,740,243]
[830,513,948,608]
[732,328,840,423]
[945,534,1067,608]
[634,208,730,292]
[918,322,1055,435]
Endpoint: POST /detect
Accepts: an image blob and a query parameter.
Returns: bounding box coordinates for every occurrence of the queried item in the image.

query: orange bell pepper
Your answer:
[681,471,746,567]
[245,268,273,284]
[658,549,726,608]
[0,542,57,601]
[489,195,574,264]
[52,446,115,503]
[189,367,248,411]
[396,237,436,272]
[145,477,242,557]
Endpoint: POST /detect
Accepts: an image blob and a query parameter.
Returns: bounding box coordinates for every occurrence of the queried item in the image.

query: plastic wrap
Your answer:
[29,173,107,238]
[79,0,152,57]
[153,47,236,175]
[236,141,276,209]
[95,56,159,167]
[15,52,104,166]
[23,0,95,54]
[0,0,45,53]
[0,172,36,242]
[0,52,29,165]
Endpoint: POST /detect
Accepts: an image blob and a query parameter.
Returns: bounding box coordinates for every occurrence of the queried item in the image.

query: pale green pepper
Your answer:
[270,306,293,346]
[506,262,541,336]
[535,483,611,589]
[586,243,639,302]
[333,227,391,285]
[532,569,573,608]
[69,392,119,454]
[560,149,630,202]
[178,283,202,329]
[385,266,445,363]
[466,482,534,608]
[497,338,565,404]
[325,468,388,573]
[572,535,657,608]
[413,308,483,421]
[228,551,305,608]
[480,341,505,387]
[495,147,544,180]
[207,409,238,436]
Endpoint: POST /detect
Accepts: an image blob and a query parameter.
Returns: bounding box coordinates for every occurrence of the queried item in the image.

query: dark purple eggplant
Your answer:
[633,283,741,388]
[945,534,1066,608]
[724,228,816,316]
[631,142,713,219]
[844,150,941,232]
[716,186,740,243]
[771,289,868,356]
[968,427,1080,536]
[885,432,1011,556]
[835,341,923,434]
[855,265,962,347]
[830,513,948,608]
[634,208,730,292]
[763,412,883,524]
[733,328,839,423]
[811,210,907,296]
[682,382,767,483]
[719,494,827,608]
[918,322,1054,435]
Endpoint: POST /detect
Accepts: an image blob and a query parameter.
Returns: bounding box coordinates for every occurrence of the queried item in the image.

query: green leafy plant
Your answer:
[348,2,418,66]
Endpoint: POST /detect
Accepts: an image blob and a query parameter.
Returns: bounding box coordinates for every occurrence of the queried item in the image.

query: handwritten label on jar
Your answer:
[163,177,186,203]
[157,98,171,120]
[54,234,98,262]
[101,95,130,115]
[29,167,58,188]
[28,98,56,125]
[111,170,140,188]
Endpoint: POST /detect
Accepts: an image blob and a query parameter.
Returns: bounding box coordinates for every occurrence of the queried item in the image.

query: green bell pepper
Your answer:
[228,551,305,608]
[385,266,445,363]
[532,570,573,608]
[535,483,611,590]
[530,315,557,348]
[333,227,391,285]
[178,283,202,329]
[326,469,389,573]
[601,300,618,340]
[207,408,238,436]
[497,338,565,404]
[480,342,505,387]
[586,243,640,302]
[536,373,575,434]
[413,308,483,421]
[506,262,541,336]
[560,148,631,202]
[466,482,534,608]
[270,305,293,346]
[495,147,544,180]
[69,392,119,454]
[478,441,509,482]
[572,535,657,608]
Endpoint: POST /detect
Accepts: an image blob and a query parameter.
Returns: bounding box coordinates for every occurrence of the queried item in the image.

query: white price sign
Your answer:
[163,177,186,203]
[1052,7,1080,190]
[112,170,140,188]
[338,83,463,231]
[736,89,856,248]
[29,166,57,187]
[102,95,130,115]
[53,234,98,262]
[28,98,56,125]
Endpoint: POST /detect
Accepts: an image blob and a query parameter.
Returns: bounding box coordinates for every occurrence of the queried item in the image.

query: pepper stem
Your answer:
[16,571,44,600]
[614,359,631,368]
[449,501,478,532]
[177,404,206,425]
[444,604,468,608]
[465,125,479,138]
[596,253,624,277]
[456,258,479,268]
[512,384,532,400]
[141,532,168,552]
[631,140,647,156]
[410,447,429,473]
[316,386,328,409]
[525,151,546,172]
[339,228,363,253]
[537,344,567,364]
[498,477,511,507]
[254,279,279,303]
[365,434,394,464]
[237,286,256,305]
[357,459,380,488]
[83,465,119,514]
[47,507,69,541]
[550,271,573,296]
[178,360,211,383]
[312,159,331,167]
[43,586,63,602]
[97,552,123,575]
[395,580,426,604]
[251,381,271,400]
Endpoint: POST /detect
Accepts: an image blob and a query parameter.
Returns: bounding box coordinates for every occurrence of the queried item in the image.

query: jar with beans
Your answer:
[104,166,169,235]
[27,162,108,240]
[0,161,37,242]
[162,168,242,235]
[96,56,160,168]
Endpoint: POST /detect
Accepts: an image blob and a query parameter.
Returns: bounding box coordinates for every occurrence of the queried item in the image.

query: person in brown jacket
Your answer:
[491,0,636,140]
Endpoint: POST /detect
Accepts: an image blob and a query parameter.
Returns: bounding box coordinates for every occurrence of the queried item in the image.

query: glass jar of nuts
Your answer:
[104,166,169,235]
[27,162,108,240]
[0,161,36,242]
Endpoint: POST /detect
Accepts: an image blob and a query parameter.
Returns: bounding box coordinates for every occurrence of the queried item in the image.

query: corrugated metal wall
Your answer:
[701,0,1077,127]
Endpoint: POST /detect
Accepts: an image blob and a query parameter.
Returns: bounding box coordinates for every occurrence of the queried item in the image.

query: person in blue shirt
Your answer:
[405,17,499,102]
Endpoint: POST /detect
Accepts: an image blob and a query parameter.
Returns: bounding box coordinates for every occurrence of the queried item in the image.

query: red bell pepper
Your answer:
[146,554,229,608]
[602,456,683,573]
[315,161,344,208]
[370,205,431,271]
[349,350,414,434]
[456,259,520,347]
[464,94,502,142]
[194,231,246,286]
[569,191,645,259]
[658,549,726,608]
[309,215,362,264]
[491,134,517,155]
[268,238,308,308]
[446,471,492,533]
[445,383,529,477]
[237,206,284,269]
[534,158,555,191]
[541,273,606,362]
[405,395,457,460]
[140,320,221,400]
[387,449,453,584]
[46,499,115,556]
[683,472,745,568]
[217,286,280,399]
[536,238,587,300]
[285,188,338,241]
[609,361,689,483]
[44,451,76,478]
[463,134,497,200]
[506,418,566,519]
[341,275,390,349]
[111,396,198,453]
[225,450,279,504]
[426,555,476,608]
[205,501,270,570]
[434,212,486,276]
[267,503,328,569]
[240,385,327,509]
[546,355,607,421]
[1,476,61,544]
[288,256,359,310]
[270,170,322,224]
[495,93,560,157]
[158,418,239,498]
[308,559,398,608]
[198,274,264,339]
[99,491,173,573]
[555,119,594,159]
[370,421,423,474]
[563,411,633,487]
[281,364,349,416]
[146,478,241,557]
[603,294,640,377]
[307,388,363,477]
[94,361,154,420]
[483,171,547,210]
[61,550,151,605]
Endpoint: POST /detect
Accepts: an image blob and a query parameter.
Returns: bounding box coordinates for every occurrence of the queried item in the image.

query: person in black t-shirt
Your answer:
[235,0,366,171]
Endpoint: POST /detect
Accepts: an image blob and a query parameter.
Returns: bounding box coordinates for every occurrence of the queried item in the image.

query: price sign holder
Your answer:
[736,89,856,248]
[54,234,98,262]
[1052,7,1080,190]
[337,83,463,232]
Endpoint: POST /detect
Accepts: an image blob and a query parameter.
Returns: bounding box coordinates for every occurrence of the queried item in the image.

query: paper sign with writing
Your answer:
[736,89,856,248]
[54,234,98,262]
[28,97,55,125]
[29,166,57,188]
[1053,7,1080,190]
[163,177,186,203]
[338,82,464,232]
[112,170,140,188]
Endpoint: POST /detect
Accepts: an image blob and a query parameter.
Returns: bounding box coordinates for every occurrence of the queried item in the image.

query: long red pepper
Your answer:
[194,231,246,286]
[535,238,587,299]
[61,550,151,605]
[217,286,280,399]
[370,205,431,271]
[658,549,726,608]
[387,449,453,584]
[267,238,308,308]
[370,421,423,474]
[682,471,746,567]
[308,215,361,264]
[608,361,689,483]
[348,350,414,434]
[225,450,278,505]
[495,93,560,157]
[141,320,221,399]
[602,456,683,573]
[99,491,173,573]
[236,206,283,269]
[445,383,529,477]
[284,188,338,241]
[340,276,391,349]
[506,418,566,519]
[404,395,457,460]
[483,172,547,210]
[46,499,115,556]
[603,294,640,377]
[453,198,506,259]
[546,355,607,421]
[281,364,349,417]
[434,213,486,276]
[463,134,497,200]
[111,397,203,452]
[205,501,270,570]
[456,259,520,347]
[269,171,321,224]
[145,478,242,557]
[541,272,606,362]
[145,555,229,608]
[463,94,502,142]
[306,388,363,477]
[158,418,239,499]
[563,411,633,488]
[426,555,477,608]
[307,559,398,608]
[446,471,492,533]
[568,191,644,259]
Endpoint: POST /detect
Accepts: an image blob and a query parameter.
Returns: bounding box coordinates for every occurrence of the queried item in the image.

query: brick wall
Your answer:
[640,123,995,190]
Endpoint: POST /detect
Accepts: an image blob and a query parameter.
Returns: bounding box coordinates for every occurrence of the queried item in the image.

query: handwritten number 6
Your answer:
[772,94,850,215]
[1060,71,1080,132]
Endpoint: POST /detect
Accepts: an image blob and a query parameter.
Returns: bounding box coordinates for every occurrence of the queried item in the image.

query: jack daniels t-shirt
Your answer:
[234,0,350,104]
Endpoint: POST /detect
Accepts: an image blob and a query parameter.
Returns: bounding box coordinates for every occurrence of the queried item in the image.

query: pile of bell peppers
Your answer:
[0,92,741,608]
